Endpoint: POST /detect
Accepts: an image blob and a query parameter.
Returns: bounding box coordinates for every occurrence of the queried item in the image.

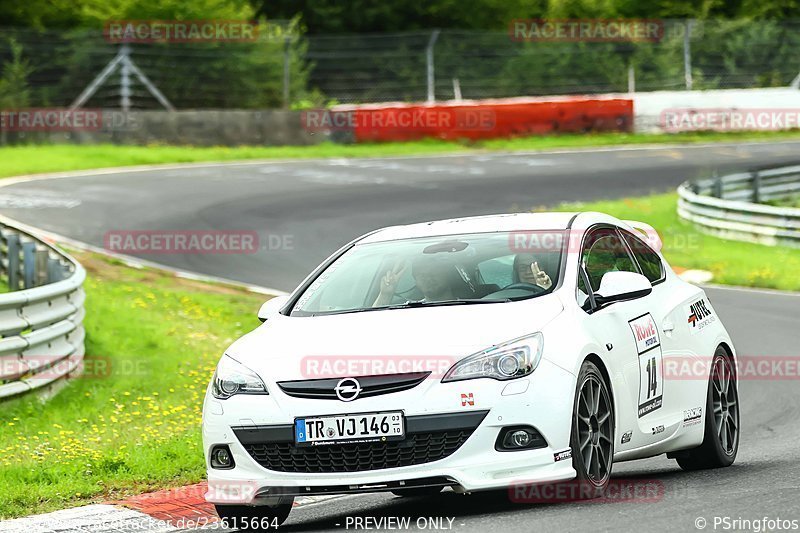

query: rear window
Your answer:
[621,231,664,283]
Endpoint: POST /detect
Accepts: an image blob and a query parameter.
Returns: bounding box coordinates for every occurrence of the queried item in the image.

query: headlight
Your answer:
[211,355,268,399]
[442,332,543,383]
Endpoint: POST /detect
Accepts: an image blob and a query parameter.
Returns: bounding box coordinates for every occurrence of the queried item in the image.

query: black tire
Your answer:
[675,347,739,471]
[390,486,444,497]
[215,498,293,531]
[569,360,614,498]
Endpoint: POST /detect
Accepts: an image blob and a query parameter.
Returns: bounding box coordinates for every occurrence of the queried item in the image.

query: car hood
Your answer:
[226,295,564,382]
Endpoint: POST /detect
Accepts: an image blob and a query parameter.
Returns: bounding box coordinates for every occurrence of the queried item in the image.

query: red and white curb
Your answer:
[0,483,342,532]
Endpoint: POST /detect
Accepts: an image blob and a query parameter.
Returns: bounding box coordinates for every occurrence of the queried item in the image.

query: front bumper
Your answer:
[202,358,577,503]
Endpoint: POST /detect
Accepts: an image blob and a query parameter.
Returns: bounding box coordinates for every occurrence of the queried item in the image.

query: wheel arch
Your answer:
[581,353,617,437]
[717,341,737,377]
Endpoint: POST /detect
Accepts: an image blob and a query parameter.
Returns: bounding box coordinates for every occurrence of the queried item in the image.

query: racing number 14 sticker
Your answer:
[628,313,664,418]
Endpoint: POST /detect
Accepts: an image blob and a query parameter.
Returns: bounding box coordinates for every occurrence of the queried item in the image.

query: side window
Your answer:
[621,231,665,283]
[582,228,637,292]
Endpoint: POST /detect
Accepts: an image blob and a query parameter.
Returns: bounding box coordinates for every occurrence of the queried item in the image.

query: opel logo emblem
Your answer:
[334,377,362,402]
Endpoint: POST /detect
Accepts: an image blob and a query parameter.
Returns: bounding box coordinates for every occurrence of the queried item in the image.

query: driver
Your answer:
[513,253,553,290]
[373,255,456,307]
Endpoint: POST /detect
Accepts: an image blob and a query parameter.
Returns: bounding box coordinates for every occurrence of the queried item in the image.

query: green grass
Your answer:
[3,129,800,178]
[546,193,800,291]
[764,196,800,209]
[0,253,266,519]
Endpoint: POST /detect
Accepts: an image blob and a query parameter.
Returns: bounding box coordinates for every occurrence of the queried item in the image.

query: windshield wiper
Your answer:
[384,298,511,309]
[305,298,511,316]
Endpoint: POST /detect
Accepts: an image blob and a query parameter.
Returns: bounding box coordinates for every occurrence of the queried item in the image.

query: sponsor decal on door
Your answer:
[686,298,715,334]
[629,313,664,418]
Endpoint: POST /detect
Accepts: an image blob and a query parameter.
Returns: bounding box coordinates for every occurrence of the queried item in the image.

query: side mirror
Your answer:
[594,271,652,306]
[258,295,289,322]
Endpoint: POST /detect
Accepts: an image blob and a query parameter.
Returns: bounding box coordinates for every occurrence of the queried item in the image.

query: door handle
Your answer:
[662,321,675,333]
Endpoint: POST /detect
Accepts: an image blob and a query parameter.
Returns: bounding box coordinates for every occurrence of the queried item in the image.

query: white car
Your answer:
[202,212,739,528]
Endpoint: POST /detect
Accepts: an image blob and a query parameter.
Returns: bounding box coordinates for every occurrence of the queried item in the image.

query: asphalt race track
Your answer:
[2,141,799,532]
[3,141,800,291]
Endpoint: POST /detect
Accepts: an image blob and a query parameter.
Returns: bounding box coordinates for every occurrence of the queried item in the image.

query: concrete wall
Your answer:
[632,87,800,132]
[2,87,799,146]
[0,110,324,147]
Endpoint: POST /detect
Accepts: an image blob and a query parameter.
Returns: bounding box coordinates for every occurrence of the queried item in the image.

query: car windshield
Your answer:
[290,231,564,316]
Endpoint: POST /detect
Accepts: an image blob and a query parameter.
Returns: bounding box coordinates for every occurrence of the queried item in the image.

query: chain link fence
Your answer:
[0,20,799,109]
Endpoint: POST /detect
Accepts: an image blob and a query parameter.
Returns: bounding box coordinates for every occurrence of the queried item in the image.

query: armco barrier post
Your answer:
[712,177,723,198]
[36,248,49,286]
[752,171,761,204]
[23,241,35,289]
[47,257,61,283]
[7,234,20,290]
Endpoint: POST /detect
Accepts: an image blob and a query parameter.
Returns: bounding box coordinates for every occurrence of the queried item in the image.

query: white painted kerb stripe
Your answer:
[0,505,179,533]
[0,495,345,533]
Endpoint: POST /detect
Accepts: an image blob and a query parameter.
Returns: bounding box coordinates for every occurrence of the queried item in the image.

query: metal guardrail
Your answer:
[677,164,800,248]
[0,221,86,400]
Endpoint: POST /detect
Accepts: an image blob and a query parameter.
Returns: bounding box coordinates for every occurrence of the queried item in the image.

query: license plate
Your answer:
[294,411,404,446]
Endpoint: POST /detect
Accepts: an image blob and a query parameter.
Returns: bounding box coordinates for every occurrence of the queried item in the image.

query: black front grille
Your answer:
[277,372,430,400]
[233,410,488,474]
[245,429,471,473]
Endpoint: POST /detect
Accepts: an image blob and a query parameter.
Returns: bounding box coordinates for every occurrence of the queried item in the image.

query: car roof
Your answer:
[358,212,586,244]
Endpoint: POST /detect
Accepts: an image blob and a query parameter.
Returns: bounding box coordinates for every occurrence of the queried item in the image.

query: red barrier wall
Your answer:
[333,97,633,142]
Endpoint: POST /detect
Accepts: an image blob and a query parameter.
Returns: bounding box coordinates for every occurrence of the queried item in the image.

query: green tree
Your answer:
[0,39,32,108]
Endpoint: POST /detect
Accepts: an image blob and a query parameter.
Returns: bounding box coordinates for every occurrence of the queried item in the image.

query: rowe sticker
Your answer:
[686,298,715,334]
[629,313,664,418]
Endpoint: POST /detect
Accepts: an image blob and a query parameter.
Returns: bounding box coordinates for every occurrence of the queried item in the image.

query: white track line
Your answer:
[0,505,178,533]
[0,495,347,533]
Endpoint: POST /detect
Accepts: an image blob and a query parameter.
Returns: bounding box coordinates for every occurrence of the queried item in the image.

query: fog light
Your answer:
[510,430,530,447]
[496,426,547,452]
[210,445,234,469]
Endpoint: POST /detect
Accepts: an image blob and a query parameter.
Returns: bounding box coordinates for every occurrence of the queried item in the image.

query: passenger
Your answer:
[373,255,456,306]
[513,253,553,289]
